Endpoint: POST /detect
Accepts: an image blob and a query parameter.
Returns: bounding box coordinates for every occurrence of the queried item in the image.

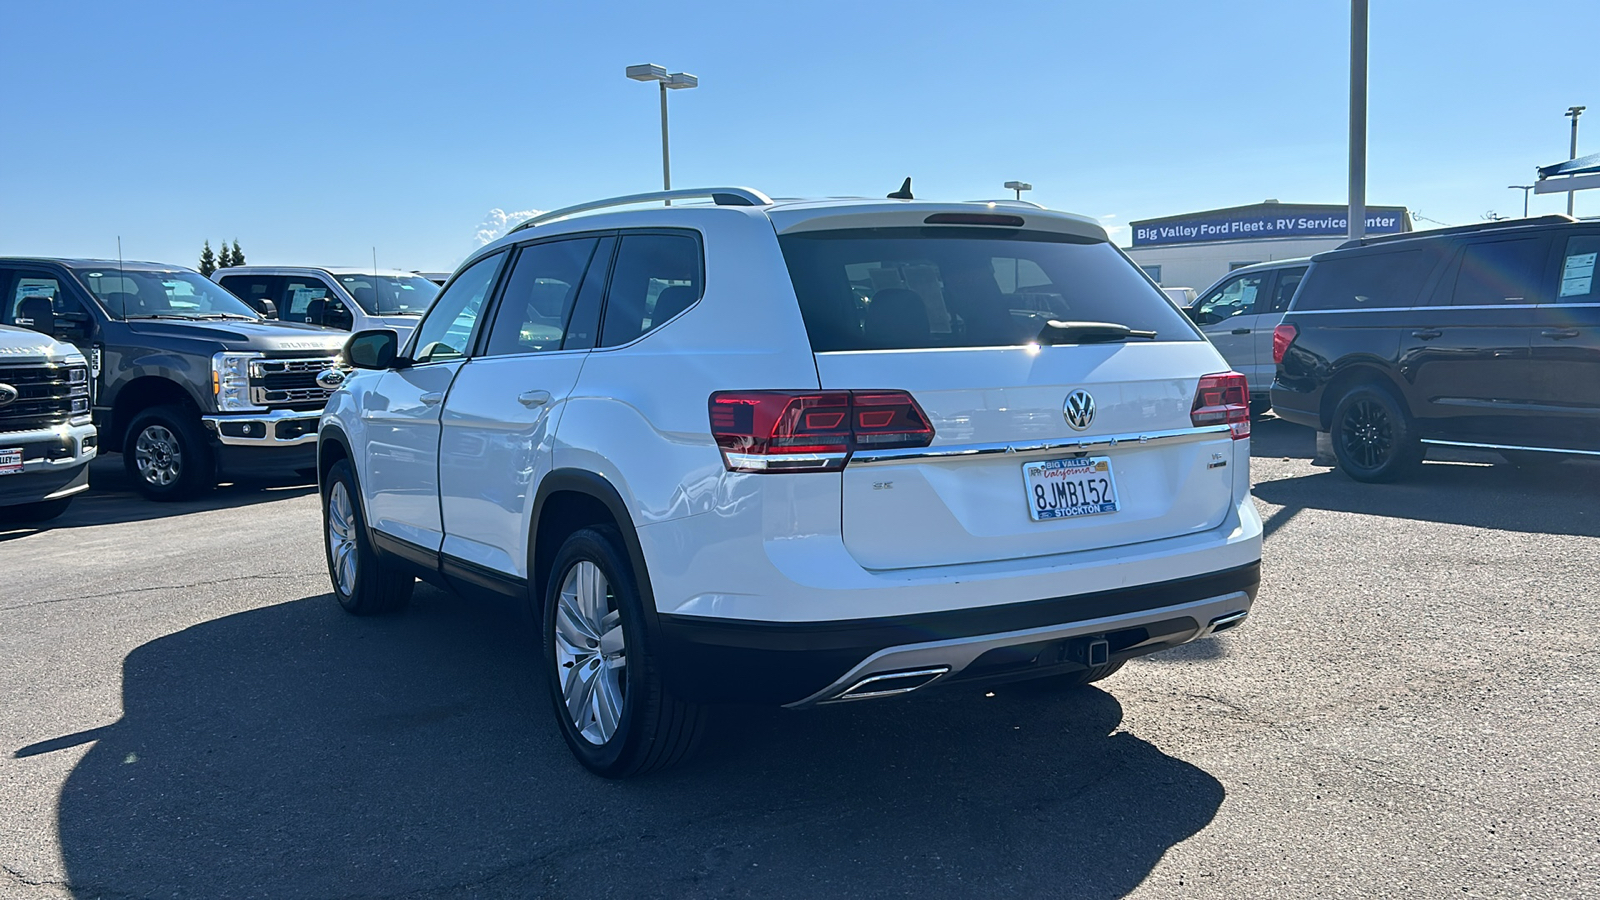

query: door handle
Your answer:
[1541,328,1580,340]
[517,390,552,408]
[1231,328,1252,335]
[420,392,443,406]
[1411,329,1442,341]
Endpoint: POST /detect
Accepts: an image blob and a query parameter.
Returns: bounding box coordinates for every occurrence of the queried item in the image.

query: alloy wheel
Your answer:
[327,482,358,596]
[134,424,183,487]
[1340,399,1393,470]
[553,560,627,745]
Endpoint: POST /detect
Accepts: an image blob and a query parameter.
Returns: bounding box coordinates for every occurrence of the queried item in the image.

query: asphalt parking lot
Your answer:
[2,419,1596,900]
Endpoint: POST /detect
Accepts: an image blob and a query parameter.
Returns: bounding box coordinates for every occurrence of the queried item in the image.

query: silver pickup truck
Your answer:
[0,324,96,522]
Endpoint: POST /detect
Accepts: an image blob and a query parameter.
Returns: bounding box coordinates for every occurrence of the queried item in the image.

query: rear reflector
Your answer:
[1272,323,1298,365]
[922,212,1025,227]
[1191,372,1250,440]
[709,390,934,472]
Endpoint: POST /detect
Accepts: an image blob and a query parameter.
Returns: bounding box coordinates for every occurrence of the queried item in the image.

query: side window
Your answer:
[598,233,702,348]
[283,278,334,323]
[482,237,600,357]
[1295,248,1442,311]
[1556,234,1600,303]
[1196,273,1264,321]
[218,274,284,317]
[562,236,616,351]
[5,273,64,328]
[409,252,505,364]
[1452,238,1550,306]
[1268,267,1307,313]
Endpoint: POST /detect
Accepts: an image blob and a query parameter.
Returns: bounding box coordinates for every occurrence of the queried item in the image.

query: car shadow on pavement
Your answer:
[0,456,314,542]
[28,586,1224,900]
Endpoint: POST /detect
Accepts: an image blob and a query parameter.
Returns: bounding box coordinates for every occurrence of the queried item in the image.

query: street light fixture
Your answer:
[1508,184,1534,218]
[627,63,699,198]
[1004,181,1032,201]
[1565,105,1586,215]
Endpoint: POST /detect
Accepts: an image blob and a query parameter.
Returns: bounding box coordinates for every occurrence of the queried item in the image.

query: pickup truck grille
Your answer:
[248,357,342,410]
[0,363,86,433]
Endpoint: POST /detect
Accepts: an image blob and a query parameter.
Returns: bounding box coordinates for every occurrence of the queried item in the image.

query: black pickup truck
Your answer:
[0,258,348,499]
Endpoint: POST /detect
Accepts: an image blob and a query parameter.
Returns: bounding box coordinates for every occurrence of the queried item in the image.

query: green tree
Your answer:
[231,239,245,267]
[217,240,234,269]
[199,240,217,276]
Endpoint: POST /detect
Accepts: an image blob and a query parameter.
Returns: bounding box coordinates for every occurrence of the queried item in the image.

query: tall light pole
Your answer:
[1565,105,1585,215]
[1348,0,1368,243]
[1004,180,1032,201]
[626,64,699,198]
[1508,184,1534,218]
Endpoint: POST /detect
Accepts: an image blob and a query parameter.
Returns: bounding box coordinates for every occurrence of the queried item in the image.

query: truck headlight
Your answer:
[211,352,264,411]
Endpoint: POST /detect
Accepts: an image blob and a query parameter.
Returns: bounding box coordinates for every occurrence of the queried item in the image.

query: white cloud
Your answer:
[1097,214,1129,241]
[473,208,544,246]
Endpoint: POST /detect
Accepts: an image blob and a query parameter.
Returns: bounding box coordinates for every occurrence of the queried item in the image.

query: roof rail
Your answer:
[1336,214,1576,250]
[510,187,773,233]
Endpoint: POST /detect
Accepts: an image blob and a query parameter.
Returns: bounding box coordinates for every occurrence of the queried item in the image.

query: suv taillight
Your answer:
[709,390,934,472]
[1272,324,1298,365]
[1191,372,1250,440]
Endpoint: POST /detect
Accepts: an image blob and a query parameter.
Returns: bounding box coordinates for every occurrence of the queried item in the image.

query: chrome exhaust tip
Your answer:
[1205,610,1249,635]
[824,667,951,703]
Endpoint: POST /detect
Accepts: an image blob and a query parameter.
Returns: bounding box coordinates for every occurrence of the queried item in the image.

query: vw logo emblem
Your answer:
[0,383,16,408]
[1063,389,1096,431]
[315,369,347,390]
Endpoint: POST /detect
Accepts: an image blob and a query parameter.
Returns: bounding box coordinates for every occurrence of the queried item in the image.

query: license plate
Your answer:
[0,449,21,476]
[1023,456,1119,521]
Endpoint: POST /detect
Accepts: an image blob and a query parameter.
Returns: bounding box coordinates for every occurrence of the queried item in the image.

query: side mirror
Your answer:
[256,298,279,319]
[346,329,400,370]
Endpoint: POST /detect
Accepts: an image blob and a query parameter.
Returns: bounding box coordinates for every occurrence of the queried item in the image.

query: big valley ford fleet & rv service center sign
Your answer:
[1130,203,1410,247]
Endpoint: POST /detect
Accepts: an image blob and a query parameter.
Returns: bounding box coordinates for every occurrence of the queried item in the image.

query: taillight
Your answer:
[1272,324,1298,365]
[1191,372,1250,440]
[709,390,934,472]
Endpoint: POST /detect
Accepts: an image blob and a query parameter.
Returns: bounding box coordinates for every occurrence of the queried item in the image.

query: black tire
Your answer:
[4,497,72,523]
[322,459,413,615]
[542,525,705,778]
[122,404,215,500]
[1330,383,1424,483]
[1014,660,1125,693]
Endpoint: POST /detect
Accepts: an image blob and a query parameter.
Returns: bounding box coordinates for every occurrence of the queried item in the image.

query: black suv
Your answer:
[1271,215,1600,481]
[0,259,347,499]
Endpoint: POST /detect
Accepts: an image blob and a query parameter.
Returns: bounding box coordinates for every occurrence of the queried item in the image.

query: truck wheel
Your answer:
[1330,383,1424,483]
[543,526,706,778]
[1015,661,1125,692]
[5,497,73,523]
[322,459,413,615]
[123,405,214,500]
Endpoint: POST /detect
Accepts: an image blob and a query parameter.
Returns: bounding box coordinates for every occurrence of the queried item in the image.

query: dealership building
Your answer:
[1125,201,1411,292]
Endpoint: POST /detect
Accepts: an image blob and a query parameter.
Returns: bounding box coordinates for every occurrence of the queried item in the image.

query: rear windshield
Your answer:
[777,227,1198,352]
[1293,247,1443,311]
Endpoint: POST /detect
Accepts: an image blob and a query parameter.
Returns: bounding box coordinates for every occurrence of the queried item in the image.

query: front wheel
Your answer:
[123,405,214,500]
[543,526,705,778]
[1330,384,1424,483]
[322,459,413,615]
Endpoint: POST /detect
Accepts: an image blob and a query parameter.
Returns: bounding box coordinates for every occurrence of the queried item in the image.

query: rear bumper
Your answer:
[656,561,1259,706]
[1269,381,1322,429]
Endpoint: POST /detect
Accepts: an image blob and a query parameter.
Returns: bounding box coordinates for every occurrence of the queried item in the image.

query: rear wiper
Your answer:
[1036,320,1158,345]
[124,314,200,321]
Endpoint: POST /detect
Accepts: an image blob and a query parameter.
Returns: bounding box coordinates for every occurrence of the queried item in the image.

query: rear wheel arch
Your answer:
[529,470,656,626]
[1318,364,1408,432]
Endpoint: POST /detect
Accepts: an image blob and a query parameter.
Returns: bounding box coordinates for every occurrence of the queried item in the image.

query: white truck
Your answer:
[0,324,96,522]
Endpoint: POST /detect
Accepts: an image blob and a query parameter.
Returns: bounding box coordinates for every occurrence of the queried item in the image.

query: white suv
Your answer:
[317,187,1263,777]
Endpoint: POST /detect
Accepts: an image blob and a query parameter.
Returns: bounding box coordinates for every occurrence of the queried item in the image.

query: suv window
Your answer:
[482,238,600,356]
[1268,267,1306,313]
[599,233,702,348]
[781,228,1197,351]
[1556,234,1599,302]
[410,252,505,364]
[4,273,64,327]
[1196,273,1264,322]
[1451,238,1549,306]
[1294,248,1441,311]
[283,278,335,322]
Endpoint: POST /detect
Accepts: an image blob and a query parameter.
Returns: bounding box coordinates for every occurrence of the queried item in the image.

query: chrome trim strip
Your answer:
[1421,439,1600,457]
[826,667,952,703]
[848,424,1231,465]
[724,451,847,471]
[785,590,1253,709]
[202,410,322,447]
[1285,301,1600,314]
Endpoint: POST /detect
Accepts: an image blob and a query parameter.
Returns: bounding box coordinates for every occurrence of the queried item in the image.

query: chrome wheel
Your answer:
[327,481,358,597]
[1339,398,1393,470]
[553,560,627,745]
[134,424,182,487]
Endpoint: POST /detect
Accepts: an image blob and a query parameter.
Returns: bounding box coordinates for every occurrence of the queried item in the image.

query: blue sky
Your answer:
[1,0,1594,271]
